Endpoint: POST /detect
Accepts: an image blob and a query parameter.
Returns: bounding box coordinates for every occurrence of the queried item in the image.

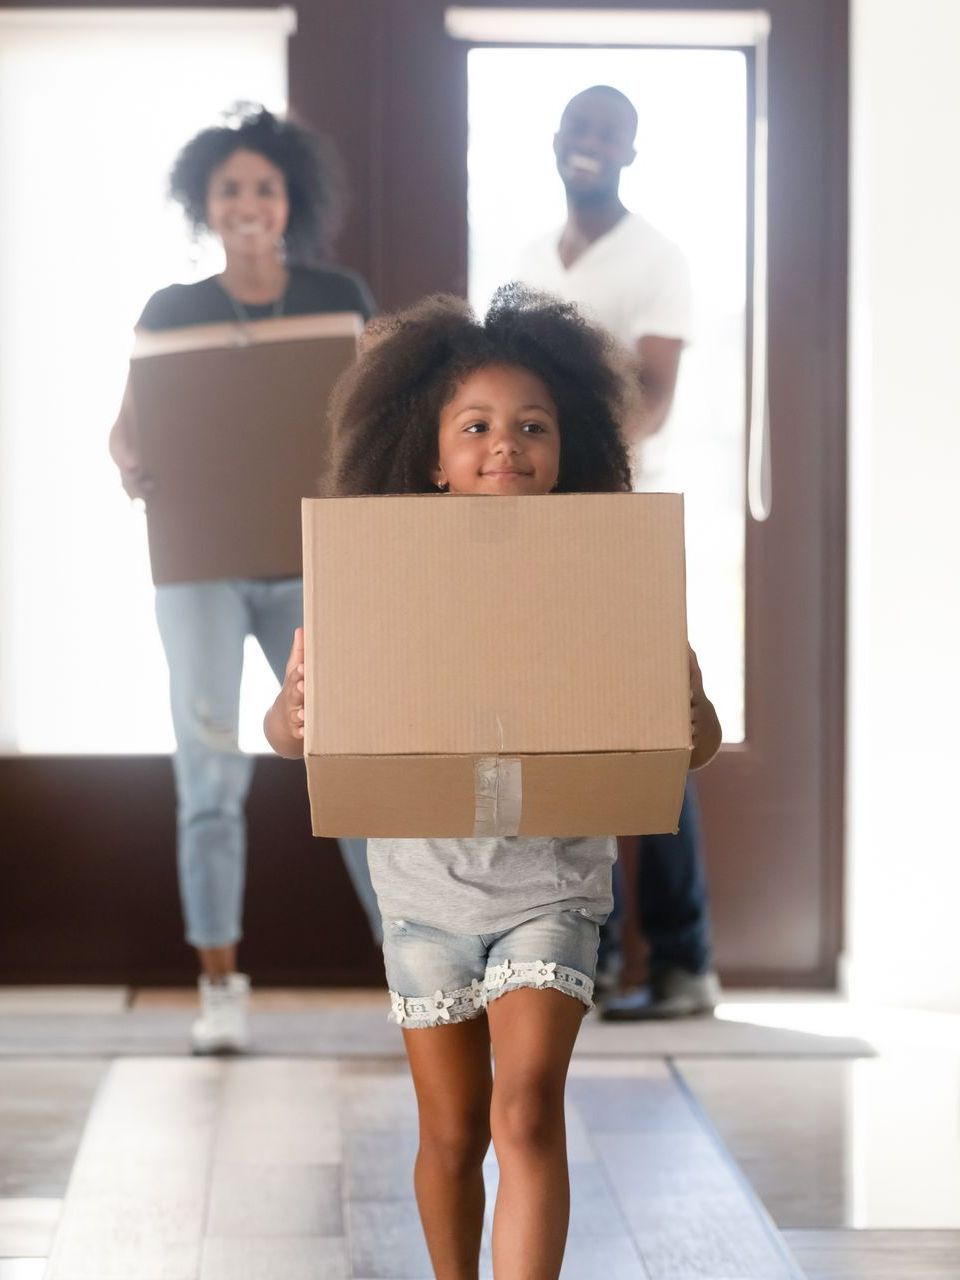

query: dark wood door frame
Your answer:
[0,0,846,987]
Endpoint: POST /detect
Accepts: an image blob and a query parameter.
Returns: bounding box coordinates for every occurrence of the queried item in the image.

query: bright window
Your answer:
[0,9,292,753]
[467,47,748,740]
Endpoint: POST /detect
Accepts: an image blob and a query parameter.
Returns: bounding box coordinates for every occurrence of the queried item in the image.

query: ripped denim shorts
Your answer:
[381,909,604,1029]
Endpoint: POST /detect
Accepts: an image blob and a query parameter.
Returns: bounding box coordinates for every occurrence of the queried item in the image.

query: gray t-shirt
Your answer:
[367,837,616,934]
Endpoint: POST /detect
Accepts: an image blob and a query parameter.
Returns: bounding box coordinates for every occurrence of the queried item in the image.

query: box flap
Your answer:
[305,751,689,838]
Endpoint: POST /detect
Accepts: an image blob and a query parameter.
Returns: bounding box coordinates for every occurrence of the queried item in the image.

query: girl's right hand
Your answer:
[280,627,306,740]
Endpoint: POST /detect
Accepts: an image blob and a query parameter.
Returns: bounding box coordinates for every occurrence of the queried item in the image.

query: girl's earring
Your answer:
[436,476,448,492]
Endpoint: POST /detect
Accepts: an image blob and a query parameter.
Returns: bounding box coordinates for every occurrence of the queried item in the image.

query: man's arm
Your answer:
[264,628,307,759]
[627,334,684,444]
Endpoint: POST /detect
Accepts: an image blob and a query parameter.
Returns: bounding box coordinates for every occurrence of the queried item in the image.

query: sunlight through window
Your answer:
[467,48,747,740]
[0,10,291,753]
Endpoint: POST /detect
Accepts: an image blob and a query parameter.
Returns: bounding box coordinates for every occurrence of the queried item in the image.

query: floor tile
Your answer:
[206,1164,342,1237]
[678,1057,960,1228]
[0,1199,60,1257]
[0,1004,871,1058]
[344,1130,418,1201]
[783,1228,960,1279]
[576,1009,872,1058]
[45,1060,220,1280]
[479,1233,645,1279]
[201,1235,349,1280]
[567,1073,696,1134]
[133,987,384,1012]
[348,1201,434,1278]
[0,1063,105,1197]
[0,989,127,1016]
[340,1071,419,1132]
[557,1235,648,1279]
[216,1060,342,1165]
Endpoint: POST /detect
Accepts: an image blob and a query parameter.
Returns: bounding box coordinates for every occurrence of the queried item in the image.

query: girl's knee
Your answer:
[491,1077,565,1155]
[418,1107,491,1176]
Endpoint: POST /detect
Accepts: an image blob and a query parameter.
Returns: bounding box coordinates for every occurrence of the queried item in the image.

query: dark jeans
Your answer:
[600,780,712,977]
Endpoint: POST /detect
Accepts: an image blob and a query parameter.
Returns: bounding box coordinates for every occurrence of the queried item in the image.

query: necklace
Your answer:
[219,276,287,346]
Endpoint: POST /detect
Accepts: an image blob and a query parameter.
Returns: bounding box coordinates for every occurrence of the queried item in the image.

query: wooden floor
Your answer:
[2,1057,799,1280]
[1,993,959,1278]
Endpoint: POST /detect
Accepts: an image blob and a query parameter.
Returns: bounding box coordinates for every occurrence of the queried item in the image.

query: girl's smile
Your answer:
[434,363,561,496]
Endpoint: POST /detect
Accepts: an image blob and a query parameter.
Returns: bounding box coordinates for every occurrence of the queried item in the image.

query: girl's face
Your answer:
[205,148,290,260]
[434,364,561,496]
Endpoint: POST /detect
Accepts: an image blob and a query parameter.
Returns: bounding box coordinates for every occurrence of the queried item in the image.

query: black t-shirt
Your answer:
[137,264,375,331]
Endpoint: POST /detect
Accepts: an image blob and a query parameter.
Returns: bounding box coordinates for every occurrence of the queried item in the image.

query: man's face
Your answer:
[553,90,637,202]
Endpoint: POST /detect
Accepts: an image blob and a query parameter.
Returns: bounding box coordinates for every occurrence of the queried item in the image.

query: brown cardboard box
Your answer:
[129,313,361,584]
[303,492,691,837]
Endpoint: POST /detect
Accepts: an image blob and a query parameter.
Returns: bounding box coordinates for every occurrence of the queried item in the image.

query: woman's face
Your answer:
[205,148,290,260]
[434,363,561,496]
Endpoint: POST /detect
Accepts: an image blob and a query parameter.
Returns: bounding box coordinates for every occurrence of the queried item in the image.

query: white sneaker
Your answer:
[191,973,250,1054]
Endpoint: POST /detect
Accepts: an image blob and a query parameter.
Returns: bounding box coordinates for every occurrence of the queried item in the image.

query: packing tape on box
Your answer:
[473,757,522,837]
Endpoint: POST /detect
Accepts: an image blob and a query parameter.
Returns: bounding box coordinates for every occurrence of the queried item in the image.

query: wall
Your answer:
[847,0,960,1008]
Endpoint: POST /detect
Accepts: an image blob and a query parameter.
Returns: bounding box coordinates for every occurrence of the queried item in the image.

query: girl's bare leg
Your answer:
[403,1016,493,1279]
[487,989,585,1280]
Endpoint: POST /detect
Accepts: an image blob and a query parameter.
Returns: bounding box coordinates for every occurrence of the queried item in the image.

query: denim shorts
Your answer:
[381,909,603,1030]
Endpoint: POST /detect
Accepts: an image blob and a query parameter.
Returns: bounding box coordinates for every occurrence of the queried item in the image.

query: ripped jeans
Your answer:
[155,579,378,948]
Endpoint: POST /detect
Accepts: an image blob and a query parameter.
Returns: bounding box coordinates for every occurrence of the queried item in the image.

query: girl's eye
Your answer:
[523,421,546,433]
[464,421,488,433]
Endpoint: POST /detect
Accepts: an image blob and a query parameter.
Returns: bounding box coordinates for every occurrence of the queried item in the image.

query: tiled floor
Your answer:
[0,1062,105,1198]
[0,988,874,1059]
[677,1057,960,1228]
[4,1055,801,1280]
[782,1230,960,1280]
[2,990,959,1278]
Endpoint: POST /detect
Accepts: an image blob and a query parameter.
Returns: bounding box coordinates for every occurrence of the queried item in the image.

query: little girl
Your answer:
[265,285,722,1280]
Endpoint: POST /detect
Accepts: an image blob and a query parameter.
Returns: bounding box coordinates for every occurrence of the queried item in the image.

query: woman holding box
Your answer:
[110,105,379,1054]
[266,286,722,1280]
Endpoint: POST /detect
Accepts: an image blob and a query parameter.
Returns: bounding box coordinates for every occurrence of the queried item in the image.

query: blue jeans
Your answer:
[639,779,712,974]
[154,578,381,949]
[601,779,712,977]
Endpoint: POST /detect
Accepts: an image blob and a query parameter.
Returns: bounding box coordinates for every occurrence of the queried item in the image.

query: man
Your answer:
[515,84,720,1018]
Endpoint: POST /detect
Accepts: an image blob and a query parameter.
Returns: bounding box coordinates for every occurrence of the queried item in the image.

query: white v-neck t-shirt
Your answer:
[515,213,693,485]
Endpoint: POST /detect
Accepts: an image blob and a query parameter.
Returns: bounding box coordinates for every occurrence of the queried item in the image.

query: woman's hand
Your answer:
[689,646,722,770]
[119,464,155,502]
[263,627,307,759]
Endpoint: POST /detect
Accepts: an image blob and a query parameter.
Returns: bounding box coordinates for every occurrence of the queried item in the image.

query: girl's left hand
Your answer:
[689,646,722,770]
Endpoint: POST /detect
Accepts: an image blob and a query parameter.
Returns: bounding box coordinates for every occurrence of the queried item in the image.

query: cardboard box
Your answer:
[129,313,362,584]
[303,492,691,838]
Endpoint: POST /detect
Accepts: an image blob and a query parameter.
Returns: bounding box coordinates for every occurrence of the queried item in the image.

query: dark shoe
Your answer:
[600,968,721,1021]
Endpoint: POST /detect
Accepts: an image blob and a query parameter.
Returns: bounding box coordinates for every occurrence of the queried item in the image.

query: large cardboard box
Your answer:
[129,313,362,584]
[303,492,691,838]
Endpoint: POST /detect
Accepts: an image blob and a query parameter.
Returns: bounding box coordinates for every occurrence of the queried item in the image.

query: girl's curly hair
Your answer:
[328,284,634,495]
[169,103,342,262]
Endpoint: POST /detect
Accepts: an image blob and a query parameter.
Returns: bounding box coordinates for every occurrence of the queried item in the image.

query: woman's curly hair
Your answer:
[328,284,634,495]
[169,103,342,262]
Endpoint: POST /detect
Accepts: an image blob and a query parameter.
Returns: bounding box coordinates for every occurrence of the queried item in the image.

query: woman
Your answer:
[110,105,379,1053]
